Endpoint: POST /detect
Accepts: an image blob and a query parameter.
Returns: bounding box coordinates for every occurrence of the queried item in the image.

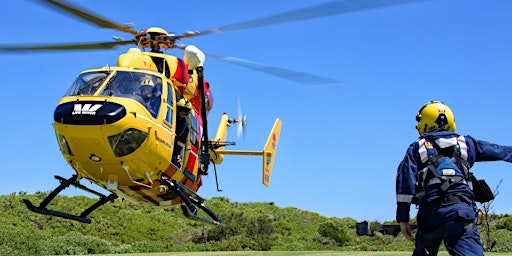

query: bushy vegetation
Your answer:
[1,192,511,255]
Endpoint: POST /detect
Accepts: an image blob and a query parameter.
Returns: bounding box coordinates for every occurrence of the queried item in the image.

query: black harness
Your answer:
[412,135,472,205]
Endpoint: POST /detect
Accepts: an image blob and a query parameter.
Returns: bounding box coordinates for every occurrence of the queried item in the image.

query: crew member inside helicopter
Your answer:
[137,76,159,117]
[172,98,191,167]
[112,80,135,97]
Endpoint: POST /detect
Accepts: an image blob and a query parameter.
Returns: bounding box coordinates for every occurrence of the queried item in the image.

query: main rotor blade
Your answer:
[194,0,428,37]
[206,52,340,85]
[36,0,139,35]
[0,40,135,52]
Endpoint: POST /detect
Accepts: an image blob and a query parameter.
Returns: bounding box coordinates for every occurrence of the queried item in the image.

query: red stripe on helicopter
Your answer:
[173,58,189,84]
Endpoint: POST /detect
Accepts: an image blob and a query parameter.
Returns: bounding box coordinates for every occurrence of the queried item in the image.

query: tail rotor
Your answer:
[235,96,247,140]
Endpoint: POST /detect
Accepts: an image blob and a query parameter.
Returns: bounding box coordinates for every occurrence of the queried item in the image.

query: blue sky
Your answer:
[1,0,512,223]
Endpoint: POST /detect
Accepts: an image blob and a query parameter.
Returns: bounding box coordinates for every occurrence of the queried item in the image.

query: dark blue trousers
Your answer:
[413,202,484,256]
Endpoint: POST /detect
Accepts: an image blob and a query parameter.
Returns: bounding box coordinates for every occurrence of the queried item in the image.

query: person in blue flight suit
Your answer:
[172,98,192,166]
[396,101,512,256]
[137,76,160,117]
[175,98,191,143]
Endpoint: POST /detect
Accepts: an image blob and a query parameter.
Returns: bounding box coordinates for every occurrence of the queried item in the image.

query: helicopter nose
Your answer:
[54,101,126,125]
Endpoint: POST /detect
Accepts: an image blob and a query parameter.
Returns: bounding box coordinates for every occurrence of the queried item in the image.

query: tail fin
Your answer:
[262,118,282,186]
[211,117,282,186]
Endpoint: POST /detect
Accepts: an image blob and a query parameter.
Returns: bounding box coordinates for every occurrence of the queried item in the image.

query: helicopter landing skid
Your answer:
[160,179,224,227]
[23,174,117,224]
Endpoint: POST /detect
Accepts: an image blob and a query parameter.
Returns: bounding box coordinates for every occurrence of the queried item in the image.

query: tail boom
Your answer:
[214,118,282,186]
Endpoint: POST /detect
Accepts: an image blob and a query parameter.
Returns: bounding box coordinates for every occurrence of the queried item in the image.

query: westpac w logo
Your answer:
[72,103,102,115]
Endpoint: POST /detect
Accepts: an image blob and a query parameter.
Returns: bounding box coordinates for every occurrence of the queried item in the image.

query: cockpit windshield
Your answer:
[65,71,109,96]
[65,70,163,118]
[100,71,163,118]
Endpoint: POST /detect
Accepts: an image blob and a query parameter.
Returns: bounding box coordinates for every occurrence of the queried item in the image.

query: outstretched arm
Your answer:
[467,135,512,162]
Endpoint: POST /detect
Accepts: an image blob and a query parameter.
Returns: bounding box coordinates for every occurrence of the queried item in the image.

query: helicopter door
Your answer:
[172,114,189,168]
[165,87,184,167]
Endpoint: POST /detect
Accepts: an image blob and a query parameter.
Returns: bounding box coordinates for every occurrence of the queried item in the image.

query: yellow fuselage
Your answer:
[54,64,202,206]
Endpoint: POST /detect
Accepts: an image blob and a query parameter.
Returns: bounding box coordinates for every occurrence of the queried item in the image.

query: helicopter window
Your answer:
[100,71,138,97]
[164,84,175,127]
[65,71,109,96]
[189,115,199,147]
[167,85,174,105]
[165,107,174,126]
[98,71,163,118]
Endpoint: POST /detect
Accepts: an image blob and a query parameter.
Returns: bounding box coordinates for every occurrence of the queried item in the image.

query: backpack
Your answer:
[412,135,494,205]
[471,173,495,203]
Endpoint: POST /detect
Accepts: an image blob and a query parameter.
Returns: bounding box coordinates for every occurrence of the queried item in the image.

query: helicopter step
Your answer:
[23,174,117,224]
[160,178,224,227]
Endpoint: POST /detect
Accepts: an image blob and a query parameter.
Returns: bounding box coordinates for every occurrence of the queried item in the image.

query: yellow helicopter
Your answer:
[0,0,424,226]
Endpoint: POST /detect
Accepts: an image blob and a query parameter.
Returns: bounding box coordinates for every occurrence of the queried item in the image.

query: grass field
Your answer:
[94,251,511,256]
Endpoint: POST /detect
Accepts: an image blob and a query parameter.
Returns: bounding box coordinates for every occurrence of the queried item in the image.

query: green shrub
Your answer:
[216,237,243,251]
[129,240,172,253]
[488,229,512,253]
[0,229,42,255]
[317,221,349,246]
[495,216,512,231]
[39,231,113,255]
[2,192,512,254]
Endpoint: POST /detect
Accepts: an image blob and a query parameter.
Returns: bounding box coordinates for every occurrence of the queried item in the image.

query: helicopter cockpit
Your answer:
[64,70,163,118]
[66,71,109,96]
